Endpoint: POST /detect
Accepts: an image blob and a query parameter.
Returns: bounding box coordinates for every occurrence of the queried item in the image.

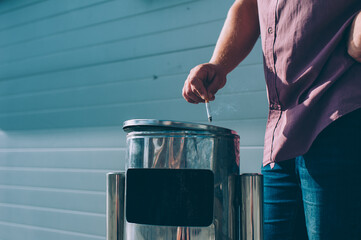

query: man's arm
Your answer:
[348,11,361,63]
[182,0,260,103]
[210,0,260,74]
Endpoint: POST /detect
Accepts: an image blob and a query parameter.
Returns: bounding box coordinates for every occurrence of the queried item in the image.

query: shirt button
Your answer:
[268,27,273,34]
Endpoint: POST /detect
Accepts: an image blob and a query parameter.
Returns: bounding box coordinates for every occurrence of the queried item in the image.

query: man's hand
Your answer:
[348,11,361,63]
[182,63,227,104]
[182,0,259,104]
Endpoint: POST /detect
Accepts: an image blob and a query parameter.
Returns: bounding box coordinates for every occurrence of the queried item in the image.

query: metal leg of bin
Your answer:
[107,172,126,240]
[240,174,263,240]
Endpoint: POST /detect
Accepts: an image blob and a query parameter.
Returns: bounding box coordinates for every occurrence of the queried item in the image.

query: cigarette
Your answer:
[205,100,212,122]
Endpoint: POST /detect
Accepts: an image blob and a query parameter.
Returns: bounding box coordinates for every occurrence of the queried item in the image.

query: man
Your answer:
[182,0,361,239]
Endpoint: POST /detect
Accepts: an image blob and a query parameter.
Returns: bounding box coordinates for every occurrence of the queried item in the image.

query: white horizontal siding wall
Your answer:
[0,0,267,239]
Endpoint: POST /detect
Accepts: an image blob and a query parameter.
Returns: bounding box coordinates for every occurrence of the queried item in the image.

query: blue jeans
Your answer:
[262,109,361,240]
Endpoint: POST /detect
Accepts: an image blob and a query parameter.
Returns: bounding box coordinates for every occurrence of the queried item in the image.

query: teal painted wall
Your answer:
[0,0,267,239]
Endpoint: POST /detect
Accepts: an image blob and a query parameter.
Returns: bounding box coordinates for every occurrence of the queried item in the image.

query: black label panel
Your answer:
[126,168,214,227]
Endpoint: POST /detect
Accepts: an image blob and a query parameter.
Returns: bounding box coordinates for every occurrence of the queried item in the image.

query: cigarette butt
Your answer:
[205,100,212,122]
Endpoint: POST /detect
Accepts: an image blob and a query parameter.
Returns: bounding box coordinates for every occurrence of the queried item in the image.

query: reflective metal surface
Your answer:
[240,174,263,240]
[107,172,126,240]
[123,120,240,240]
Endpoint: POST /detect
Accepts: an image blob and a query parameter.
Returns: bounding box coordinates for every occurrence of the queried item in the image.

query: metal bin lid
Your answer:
[123,119,238,136]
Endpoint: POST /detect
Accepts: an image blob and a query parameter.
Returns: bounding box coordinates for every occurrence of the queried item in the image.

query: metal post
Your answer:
[107,172,126,240]
[240,173,263,240]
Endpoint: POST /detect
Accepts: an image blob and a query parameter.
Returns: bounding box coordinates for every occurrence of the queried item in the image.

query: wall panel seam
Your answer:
[0,167,115,173]
[0,202,105,217]
[0,18,225,66]
[0,90,266,117]
[0,147,125,152]
[0,0,45,15]
[0,184,105,195]
[0,81,264,100]
[0,63,263,98]
[0,220,105,239]
[0,0,203,49]
[0,44,216,82]
[0,0,112,32]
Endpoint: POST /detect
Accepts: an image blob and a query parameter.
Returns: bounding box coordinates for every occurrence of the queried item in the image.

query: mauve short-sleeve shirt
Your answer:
[257,0,361,166]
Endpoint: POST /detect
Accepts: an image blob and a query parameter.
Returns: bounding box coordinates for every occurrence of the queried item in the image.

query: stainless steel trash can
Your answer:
[106,119,263,240]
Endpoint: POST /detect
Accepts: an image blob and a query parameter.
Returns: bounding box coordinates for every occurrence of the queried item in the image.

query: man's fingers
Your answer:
[188,90,204,103]
[183,92,203,103]
[182,81,204,104]
[207,75,226,100]
[189,77,208,100]
[185,98,196,104]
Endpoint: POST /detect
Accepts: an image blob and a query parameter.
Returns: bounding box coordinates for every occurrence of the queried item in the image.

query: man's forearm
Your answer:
[210,0,260,74]
[348,11,361,62]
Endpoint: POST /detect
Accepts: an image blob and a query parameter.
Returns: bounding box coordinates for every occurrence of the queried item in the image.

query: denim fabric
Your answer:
[262,109,361,240]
